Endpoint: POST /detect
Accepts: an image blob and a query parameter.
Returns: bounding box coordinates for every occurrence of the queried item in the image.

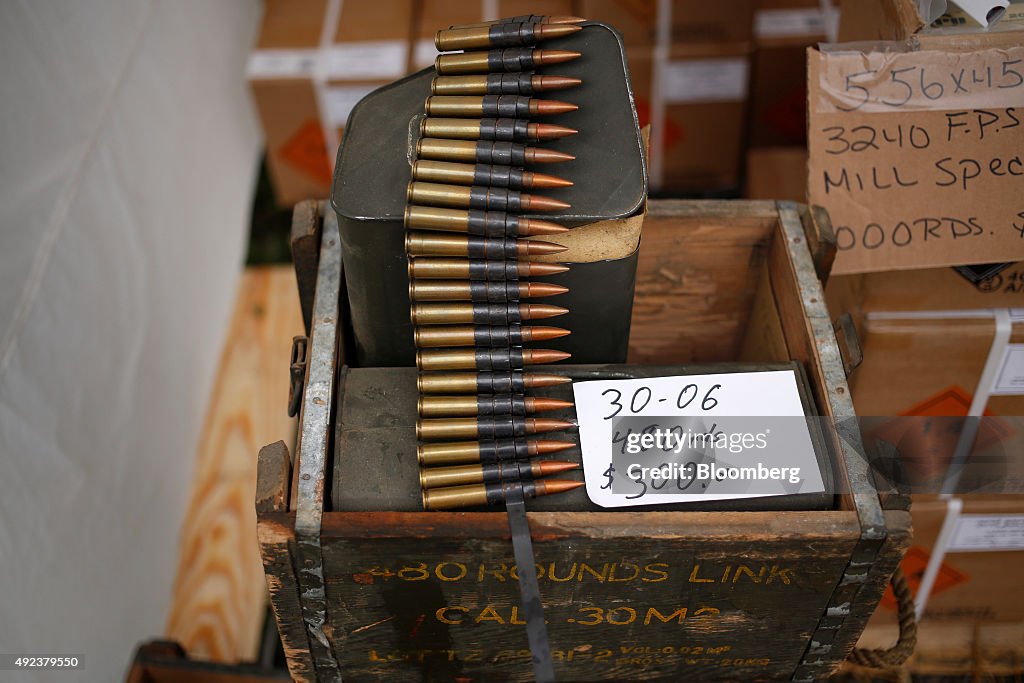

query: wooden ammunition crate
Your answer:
[257,200,910,682]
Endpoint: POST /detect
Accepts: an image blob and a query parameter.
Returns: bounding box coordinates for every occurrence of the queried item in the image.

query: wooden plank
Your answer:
[629,206,774,364]
[738,266,789,364]
[311,509,862,681]
[165,266,303,663]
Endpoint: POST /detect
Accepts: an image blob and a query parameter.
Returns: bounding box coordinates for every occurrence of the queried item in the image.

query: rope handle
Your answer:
[848,566,918,673]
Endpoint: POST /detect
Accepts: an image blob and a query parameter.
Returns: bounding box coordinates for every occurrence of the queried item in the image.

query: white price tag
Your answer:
[949,514,1024,551]
[572,371,825,508]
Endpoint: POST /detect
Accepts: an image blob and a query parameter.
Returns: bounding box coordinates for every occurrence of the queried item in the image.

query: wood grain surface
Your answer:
[165,266,302,662]
[628,205,774,364]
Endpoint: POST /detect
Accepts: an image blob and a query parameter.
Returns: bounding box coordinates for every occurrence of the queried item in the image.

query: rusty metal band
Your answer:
[773,202,888,682]
[294,209,344,681]
[504,476,556,683]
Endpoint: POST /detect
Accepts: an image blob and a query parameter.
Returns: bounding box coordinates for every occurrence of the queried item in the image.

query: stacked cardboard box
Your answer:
[582,0,755,194]
[248,0,416,206]
[743,0,832,204]
[819,2,1024,672]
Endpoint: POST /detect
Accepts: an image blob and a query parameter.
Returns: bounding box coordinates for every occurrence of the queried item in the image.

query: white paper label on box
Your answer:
[991,343,1024,395]
[414,39,439,70]
[571,371,825,508]
[246,49,319,79]
[949,514,1024,551]
[755,8,826,39]
[323,85,380,127]
[324,41,408,80]
[662,58,750,104]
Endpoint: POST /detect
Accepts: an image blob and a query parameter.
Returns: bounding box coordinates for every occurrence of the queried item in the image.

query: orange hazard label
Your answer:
[278,120,332,187]
[880,545,968,611]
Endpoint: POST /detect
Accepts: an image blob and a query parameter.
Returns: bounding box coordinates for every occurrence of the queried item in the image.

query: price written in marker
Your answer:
[571,371,825,508]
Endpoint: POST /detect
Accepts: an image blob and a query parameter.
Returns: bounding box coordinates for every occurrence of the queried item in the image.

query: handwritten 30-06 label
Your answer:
[809,45,1024,274]
[571,371,825,508]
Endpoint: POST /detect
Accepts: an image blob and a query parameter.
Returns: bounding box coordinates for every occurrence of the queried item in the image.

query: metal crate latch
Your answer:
[832,314,863,376]
[288,335,309,418]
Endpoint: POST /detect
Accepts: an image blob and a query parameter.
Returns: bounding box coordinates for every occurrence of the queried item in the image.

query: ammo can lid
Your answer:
[330,22,647,228]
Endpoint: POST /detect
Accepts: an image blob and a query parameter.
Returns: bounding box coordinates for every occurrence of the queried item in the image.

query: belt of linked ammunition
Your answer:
[405,16,590,514]
[404,20,589,681]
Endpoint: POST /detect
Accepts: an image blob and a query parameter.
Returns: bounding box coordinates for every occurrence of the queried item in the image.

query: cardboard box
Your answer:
[629,43,752,193]
[807,39,1024,275]
[248,0,416,206]
[849,314,1024,419]
[413,0,575,69]
[862,496,1024,630]
[748,1,828,147]
[745,146,807,201]
[580,0,756,46]
[828,263,1024,318]
[828,262,1024,418]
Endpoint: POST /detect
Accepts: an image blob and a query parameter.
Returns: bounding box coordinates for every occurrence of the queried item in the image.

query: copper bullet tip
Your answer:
[537,50,583,65]
[532,123,578,140]
[522,239,568,256]
[532,99,579,116]
[527,418,576,434]
[523,349,572,365]
[538,479,585,495]
[522,216,569,233]
[538,24,583,39]
[524,283,569,298]
[547,16,587,24]
[524,373,572,389]
[522,326,572,342]
[523,303,569,319]
[524,198,572,213]
[536,460,581,476]
[526,397,575,412]
[527,171,574,189]
[535,75,583,92]
[526,147,576,164]
[523,263,570,277]
[530,440,576,455]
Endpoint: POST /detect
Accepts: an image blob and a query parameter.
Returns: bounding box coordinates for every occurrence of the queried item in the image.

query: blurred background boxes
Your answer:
[828,264,1024,418]
[864,496,1024,627]
[855,495,1024,677]
[247,0,417,206]
[745,147,808,202]
[580,0,756,194]
[627,42,751,194]
[579,0,755,45]
[749,0,831,149]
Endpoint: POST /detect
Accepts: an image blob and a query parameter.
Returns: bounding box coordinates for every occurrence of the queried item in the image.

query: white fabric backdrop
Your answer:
[0,1,262,680]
